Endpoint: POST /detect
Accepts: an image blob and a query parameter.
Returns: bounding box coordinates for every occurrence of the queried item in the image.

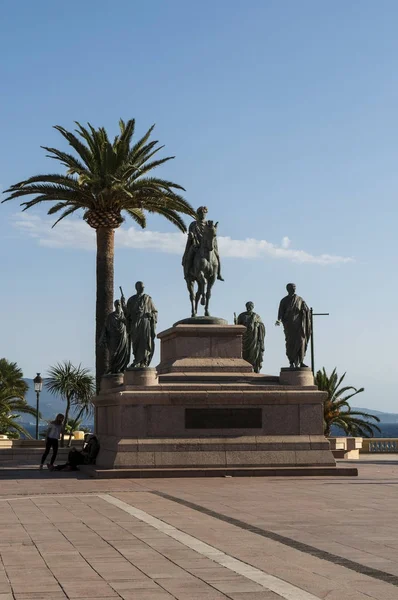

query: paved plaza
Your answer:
[0,460,397,600]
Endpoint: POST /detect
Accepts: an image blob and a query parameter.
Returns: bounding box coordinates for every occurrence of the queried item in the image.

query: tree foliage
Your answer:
[2,119,196,389]
[0,358,37,438]
[316,367,380,437]
[2,119,195,230]
[46,361,95,446]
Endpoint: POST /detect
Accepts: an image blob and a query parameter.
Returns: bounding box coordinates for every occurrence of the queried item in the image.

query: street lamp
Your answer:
[33,373,43,439]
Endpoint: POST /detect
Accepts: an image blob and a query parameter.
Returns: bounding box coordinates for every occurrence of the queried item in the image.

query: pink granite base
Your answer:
[94,323,335,471]
[95,435,334,469]
[157,324,253,374]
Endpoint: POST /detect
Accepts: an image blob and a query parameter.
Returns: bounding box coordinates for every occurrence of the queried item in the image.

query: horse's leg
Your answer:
[196,272,206,313]
[200,261,208,305]
[195,288,201,313]
[205,274,216,317]
[186,277,196,317]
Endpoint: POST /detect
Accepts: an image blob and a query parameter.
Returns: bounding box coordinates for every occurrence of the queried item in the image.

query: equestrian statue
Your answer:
[182,206,224,317]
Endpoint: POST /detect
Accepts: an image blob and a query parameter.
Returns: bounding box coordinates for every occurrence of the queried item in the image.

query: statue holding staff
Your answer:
[275,283,311,368]
[234,302,266,373]
[122,281,158,368]
[99,297,130,374]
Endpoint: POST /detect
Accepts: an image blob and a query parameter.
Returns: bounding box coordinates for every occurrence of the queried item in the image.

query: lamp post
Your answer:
[33,373,43,439]
[310,308,329,375]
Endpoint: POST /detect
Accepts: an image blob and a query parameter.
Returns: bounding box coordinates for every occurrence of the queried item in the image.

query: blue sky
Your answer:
[0,0,396,411]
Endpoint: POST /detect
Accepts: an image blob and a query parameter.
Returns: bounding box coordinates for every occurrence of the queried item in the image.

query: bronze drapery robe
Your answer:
[125,293,157,368]
[237,310,266,373]
[278,294,311,366]
[100,311,130,374]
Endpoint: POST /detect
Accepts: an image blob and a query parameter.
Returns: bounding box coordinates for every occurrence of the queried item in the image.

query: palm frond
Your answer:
[147,206,187,232]
[340,389,365,404]
[124,208,146,228]
[41,146,89,176]
[0,359,38,438]
[5,400,38,418]
[316,366,376,437]
[51,205,82,227]
[128,124,156,160]
[47,202,70,215]
[77,122,103,171]
[0,358,28,396]
[0,416,33,439]
[122,157,175,182]
[46,361,94,403]
[118,118,135,147]
[53,125,94,171]
[341,410,380,422]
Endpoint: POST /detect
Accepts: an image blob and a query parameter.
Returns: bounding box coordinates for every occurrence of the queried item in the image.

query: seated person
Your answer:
[54,434,100,471]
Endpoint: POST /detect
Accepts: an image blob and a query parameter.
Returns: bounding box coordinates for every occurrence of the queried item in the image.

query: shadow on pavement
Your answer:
[0,467,90,479]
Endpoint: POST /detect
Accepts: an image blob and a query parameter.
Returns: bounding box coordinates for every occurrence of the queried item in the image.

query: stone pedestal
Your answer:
[100,373,124,391]
[125,367,158,386]
[280,367,314,387]
[94,323,338,474]
[157,324,253,375]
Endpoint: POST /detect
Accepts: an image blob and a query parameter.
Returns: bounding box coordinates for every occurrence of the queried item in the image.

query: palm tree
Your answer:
[3,119,195,390]
[315,367,380,437]
[67,378,95,447]
[0,358,38,438]
[0,358,29,397]
[46,361,94,446]
[0,390,38,438]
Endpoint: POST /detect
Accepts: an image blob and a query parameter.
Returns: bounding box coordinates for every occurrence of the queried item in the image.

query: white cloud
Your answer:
[12,213,354,266]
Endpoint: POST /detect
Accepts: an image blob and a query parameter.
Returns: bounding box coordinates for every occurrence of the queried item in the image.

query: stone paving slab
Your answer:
[0,460,397,598]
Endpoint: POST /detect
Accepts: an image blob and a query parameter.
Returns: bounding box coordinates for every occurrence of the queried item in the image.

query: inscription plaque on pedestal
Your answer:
[185,408,262,429]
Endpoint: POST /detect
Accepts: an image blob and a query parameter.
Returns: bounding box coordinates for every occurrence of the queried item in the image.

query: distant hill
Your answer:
[352,407,398,424]
[330,407,398,437]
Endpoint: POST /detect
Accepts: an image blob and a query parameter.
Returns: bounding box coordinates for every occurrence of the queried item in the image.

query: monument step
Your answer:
[158,372,280,385]
[157,358,254,374]
[81,465,358,479]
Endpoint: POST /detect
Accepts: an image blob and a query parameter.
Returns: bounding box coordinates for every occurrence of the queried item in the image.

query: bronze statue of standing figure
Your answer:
[182,206,224,317]
[99,299,130,374]
[122,282,158,368]
[276,283,311,368]
[235,302,266,373]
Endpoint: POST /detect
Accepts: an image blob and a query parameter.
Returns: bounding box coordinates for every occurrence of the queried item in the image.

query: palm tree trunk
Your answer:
[67,406,85,447]
[96,227,115,393]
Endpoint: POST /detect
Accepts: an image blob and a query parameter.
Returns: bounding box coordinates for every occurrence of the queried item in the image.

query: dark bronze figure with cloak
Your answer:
[100,299,130,374]
[276,283,311,368]
[235,302,265,373]
[122,281,158,368]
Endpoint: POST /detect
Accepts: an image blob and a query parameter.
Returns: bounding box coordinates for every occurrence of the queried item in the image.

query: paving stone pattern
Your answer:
[0,460,397,599]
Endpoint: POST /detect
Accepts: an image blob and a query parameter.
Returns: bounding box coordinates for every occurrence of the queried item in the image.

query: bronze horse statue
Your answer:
[185,221,219,317]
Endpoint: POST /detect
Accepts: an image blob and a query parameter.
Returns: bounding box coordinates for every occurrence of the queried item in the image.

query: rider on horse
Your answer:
[182,206,224,281]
